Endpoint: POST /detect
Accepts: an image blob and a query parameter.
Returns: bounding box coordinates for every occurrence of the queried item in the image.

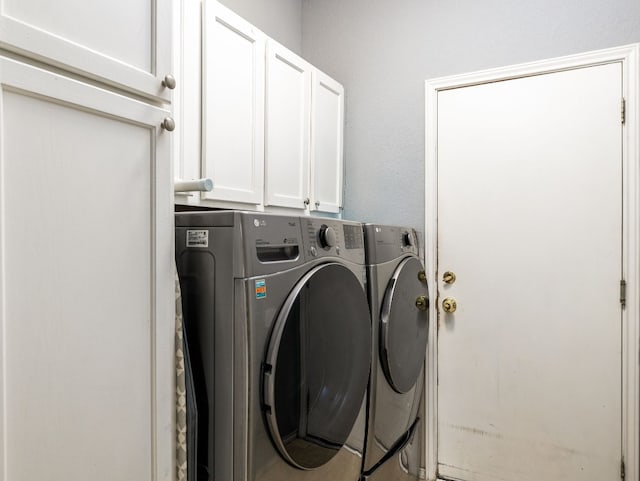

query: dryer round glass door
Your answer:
[380,256,429,393]
[262,263,371,470]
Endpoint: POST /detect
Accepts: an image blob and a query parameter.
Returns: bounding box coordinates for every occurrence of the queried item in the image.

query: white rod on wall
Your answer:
[174,178,214,193]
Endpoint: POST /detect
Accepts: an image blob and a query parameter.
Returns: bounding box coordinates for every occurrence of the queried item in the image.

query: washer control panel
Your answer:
[343,224,364,250]
[301,218,365,264]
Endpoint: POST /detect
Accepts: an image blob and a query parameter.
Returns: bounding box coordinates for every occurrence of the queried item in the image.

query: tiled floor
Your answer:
[255,448,361,480]
[363,457,419,481]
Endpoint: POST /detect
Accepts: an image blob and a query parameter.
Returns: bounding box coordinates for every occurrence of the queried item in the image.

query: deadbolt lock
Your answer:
[415,295,428,311]
[443,271,456,284]
[442,297,457,313]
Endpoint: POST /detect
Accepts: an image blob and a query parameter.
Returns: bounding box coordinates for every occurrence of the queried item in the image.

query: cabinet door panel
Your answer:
[311,70,344,214]
[203,2,265,205]
[0,58,173,481]
[173,0,202,183]
[0,0,172,101]
[264,40,311,209]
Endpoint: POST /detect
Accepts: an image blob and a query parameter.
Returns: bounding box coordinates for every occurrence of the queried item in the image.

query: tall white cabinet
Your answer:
[0,3,175,481]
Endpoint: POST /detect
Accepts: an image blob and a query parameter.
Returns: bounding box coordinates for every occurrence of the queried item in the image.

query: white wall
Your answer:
[218,0,302,54]
[301,0,640,233]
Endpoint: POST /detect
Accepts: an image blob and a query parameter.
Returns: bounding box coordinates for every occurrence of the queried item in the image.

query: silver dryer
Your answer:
[361,224,429,481]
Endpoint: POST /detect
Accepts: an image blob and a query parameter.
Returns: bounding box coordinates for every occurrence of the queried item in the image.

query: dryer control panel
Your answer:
[300,218,365,265]
[363,224,420,264]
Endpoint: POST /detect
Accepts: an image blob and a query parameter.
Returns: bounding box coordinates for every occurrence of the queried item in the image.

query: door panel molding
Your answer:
[425,43,639,481]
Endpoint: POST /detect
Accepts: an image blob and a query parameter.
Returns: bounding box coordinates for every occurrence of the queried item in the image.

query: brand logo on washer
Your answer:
[254,219,267,227]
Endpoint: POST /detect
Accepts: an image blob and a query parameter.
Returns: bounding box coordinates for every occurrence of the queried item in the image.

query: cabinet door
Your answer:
[0,58,174,481]
[0,0,172,101]
[310,70,344,214]
[202,1,265,205]
[173,0,202,184]
[264,40,311,210]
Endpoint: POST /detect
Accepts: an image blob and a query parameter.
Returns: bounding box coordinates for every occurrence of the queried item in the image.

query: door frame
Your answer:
[424,43,640,481]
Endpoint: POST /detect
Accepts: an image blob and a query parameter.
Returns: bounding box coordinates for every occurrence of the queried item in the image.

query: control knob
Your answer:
[319,225,337,249]
[403,231,414,247]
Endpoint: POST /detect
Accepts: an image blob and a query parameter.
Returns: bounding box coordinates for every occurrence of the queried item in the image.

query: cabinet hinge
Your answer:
[621,457,625,480]
[620,280,627,308]
[621,98,626,125]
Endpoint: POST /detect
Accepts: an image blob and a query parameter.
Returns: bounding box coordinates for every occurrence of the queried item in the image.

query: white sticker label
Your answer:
[186,230,209,248]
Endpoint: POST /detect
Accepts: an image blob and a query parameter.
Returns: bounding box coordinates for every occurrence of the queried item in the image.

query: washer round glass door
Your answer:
[263,262,371,470]
[380,256,429,393]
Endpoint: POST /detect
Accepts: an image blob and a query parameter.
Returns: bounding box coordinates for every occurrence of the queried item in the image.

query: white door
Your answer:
[0,58,174,480]
[0,0,172,101]
[310,70,344,214]
[435,63,623,480]
[202,1,265,205]
[264,39,312,210]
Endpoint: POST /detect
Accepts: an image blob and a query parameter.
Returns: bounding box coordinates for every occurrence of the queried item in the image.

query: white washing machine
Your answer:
[361,224,429,480]
[176,211,371,481]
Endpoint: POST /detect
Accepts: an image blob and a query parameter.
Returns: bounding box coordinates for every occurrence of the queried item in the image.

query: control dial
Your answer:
[403,231,414,247]
[319,225,337,249]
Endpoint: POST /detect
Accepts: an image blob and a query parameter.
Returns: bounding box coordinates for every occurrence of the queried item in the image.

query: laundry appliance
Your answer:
[361,224,429,480]
[175,211,372,481]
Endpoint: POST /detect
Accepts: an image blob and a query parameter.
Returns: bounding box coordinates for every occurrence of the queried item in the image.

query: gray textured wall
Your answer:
[301,0,640,232]
[218,0,302,54]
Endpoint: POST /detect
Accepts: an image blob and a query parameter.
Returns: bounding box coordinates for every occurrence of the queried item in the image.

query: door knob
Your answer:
[443,271,456,284]
[415,295,428,311]
[442,297,457,313]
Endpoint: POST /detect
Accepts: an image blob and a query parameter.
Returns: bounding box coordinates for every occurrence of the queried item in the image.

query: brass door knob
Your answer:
[443,271,456,284]
[442,297,457,313]
[415,295,428,311]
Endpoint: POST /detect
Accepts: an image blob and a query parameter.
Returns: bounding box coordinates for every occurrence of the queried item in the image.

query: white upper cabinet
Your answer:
[0,0,173,101]
[0,57,174,481]
[178,1,344,213]
[264,39,312,210]
[202,1,265,205]
[311,70,344,214]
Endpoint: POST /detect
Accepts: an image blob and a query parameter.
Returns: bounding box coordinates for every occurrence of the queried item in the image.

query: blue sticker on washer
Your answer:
[255,279,266,299]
